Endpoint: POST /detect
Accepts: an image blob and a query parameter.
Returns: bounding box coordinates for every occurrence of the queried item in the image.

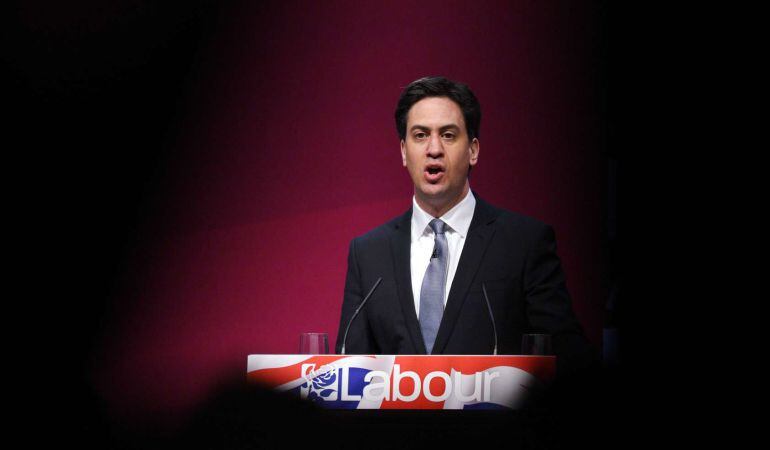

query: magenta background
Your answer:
[92,0,606,425]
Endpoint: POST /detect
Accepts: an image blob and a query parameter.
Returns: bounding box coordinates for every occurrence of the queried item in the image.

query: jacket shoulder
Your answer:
[476,197,550,232]
[350,210,409,247]
[484,202,553,240]
[497,208,550,229]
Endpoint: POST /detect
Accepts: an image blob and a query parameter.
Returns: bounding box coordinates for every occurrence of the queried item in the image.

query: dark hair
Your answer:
[394,76,481,141]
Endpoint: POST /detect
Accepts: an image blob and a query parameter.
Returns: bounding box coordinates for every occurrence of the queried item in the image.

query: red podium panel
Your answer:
[247,354,555,410]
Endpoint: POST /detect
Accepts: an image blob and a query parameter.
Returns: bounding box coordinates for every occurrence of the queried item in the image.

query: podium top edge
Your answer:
[246,354,556,358]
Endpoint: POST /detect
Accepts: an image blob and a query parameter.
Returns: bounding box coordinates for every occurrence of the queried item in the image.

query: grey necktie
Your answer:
[419,219,448,354]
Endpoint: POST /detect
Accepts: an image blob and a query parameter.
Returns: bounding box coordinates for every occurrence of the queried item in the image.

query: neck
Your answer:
[415,183,470,218]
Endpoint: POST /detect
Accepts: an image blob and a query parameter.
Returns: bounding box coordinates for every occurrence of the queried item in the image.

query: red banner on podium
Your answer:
[247,354,555,410]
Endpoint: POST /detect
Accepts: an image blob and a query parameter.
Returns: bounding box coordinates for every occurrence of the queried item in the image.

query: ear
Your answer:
[400,140,407,167]
[468,138,480,167]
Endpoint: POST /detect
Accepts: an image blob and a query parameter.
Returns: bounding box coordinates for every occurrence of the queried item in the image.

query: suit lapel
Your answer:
[432,196,499,354]
[389,208,428,354]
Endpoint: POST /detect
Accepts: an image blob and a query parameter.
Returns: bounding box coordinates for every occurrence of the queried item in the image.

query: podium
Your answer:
[247,354,555,410]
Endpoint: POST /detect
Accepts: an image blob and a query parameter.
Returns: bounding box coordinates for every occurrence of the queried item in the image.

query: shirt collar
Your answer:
[411,189,476,242]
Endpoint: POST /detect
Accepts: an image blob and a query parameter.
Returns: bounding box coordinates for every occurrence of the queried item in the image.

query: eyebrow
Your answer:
[409,124,461,133]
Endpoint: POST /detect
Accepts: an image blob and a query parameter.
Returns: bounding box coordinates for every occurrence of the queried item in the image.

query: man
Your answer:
[335,76,594,375]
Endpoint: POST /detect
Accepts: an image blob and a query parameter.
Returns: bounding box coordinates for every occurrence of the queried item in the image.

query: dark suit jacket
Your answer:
[335,194,594,373]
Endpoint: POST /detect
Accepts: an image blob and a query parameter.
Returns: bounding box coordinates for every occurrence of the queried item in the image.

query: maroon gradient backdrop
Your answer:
[92,0,606,426]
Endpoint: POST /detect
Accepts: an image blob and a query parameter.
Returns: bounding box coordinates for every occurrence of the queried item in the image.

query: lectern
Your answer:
[247,354,555,410]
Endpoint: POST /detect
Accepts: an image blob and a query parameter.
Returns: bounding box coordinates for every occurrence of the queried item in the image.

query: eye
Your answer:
[414,132,428,140]
[441,132,456,140]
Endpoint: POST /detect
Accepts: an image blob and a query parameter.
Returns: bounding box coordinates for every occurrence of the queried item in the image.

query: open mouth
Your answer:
[424,165,445,182]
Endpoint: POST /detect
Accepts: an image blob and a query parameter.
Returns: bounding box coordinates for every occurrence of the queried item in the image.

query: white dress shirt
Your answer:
[410,189,476,317]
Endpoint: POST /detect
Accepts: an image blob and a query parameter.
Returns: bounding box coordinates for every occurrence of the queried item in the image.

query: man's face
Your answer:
[401,96,479,212]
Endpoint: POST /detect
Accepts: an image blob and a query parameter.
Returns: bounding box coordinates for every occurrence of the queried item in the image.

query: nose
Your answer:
[427,133,444,158]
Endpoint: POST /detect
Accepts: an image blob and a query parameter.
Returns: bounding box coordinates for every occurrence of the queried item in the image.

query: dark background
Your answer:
[6,0,679,447]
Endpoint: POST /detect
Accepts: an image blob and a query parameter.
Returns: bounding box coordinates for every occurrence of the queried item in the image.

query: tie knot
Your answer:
[429,219,446,235]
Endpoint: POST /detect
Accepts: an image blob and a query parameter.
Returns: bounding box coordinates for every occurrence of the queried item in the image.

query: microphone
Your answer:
[340,277,383,355]
[482,283,498,355]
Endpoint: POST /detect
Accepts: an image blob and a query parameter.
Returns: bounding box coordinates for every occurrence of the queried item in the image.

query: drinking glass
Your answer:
[521,334,552,355]
[299,332,329,354]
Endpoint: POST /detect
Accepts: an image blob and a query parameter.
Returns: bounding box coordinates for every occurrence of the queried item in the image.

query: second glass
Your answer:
[521,333,552,355]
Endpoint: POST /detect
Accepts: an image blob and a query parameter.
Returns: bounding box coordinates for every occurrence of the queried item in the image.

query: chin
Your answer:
[418,187,450,203]
[419,183,444,195]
